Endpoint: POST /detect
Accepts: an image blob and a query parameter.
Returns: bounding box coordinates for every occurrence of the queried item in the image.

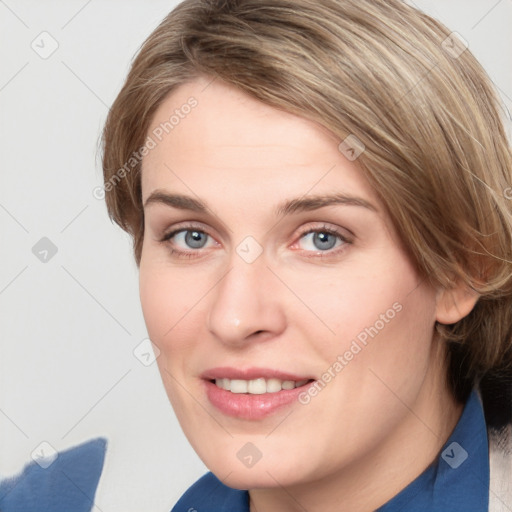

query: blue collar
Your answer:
[377,389,489,511]
[172,390,489,512]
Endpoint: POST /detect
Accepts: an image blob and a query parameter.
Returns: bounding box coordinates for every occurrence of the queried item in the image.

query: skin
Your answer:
[139,76,478,512]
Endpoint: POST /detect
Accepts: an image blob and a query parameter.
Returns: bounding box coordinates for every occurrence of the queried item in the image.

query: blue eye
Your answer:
[298,230,346,252]
[165,229,212,250]
[160,224,350,260]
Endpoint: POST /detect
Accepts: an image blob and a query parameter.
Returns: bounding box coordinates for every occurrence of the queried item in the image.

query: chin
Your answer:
[197,439,317,490]
[212,463,299,490]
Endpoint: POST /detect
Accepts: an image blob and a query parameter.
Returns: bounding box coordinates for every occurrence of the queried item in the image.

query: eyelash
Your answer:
[295,225,351,258]
[160,224,213,260]
[159,223,352,260]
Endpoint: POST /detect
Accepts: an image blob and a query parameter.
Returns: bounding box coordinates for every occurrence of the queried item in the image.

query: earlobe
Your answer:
[435,283,480,325]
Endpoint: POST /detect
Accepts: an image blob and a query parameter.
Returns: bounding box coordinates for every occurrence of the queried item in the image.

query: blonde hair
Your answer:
[101,0,512,400]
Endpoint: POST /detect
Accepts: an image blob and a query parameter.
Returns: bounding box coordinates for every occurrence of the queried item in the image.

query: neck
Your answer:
[248,341,464,512]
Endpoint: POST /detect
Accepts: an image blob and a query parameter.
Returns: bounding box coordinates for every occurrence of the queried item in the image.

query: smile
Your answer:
[214,377,310,394]
[201,368,315,420]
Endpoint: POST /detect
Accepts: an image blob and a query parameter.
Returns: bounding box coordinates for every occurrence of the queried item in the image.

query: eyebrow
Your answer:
[143,190,377,216]
[276,193,377,216]
[144,191,208,212]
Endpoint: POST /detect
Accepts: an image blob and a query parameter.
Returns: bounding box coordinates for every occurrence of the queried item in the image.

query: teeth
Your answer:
[214,377,309,394]
[248,378,267,394]
[230,379,248,393]
[266,378,282,393]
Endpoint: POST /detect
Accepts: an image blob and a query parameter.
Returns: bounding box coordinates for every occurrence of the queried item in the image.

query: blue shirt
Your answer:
[0,438,106,512]
[172,390,489,512]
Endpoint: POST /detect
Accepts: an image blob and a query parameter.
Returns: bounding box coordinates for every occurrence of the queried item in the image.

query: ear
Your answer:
[435,282,479,325]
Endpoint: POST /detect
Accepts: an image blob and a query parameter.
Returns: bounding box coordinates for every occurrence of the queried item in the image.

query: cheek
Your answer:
[320,270,437,422]
[139,259,208,418]
[139,259,204,352]
[278,252,430,352]
[279,251,438,417]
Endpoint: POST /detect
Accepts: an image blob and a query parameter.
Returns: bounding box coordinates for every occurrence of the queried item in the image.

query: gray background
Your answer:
[1,1,511,511]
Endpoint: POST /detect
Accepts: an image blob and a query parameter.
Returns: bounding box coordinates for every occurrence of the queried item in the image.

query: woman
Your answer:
[101,0,512,510]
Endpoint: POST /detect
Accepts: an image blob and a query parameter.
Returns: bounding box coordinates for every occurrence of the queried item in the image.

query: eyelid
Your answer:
[288,223,353,258]
[159,221,353,259]
[160,221,216,243]
[293,223,353,244]
[159,223,219,260]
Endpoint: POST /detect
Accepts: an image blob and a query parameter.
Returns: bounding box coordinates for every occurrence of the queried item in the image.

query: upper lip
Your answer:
[201,366,314,381]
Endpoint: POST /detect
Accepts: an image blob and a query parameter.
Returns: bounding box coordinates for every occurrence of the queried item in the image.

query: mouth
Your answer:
[201,367,315,420]
[211,377,312,394]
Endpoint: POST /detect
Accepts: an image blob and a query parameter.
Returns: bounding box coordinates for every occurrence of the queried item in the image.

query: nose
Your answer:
[207,254,287,347]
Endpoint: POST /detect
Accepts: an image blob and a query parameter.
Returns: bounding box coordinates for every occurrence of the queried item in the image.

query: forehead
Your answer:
[141,76,378,208]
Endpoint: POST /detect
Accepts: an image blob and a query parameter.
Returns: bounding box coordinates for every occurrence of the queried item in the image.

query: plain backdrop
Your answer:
[0,1,511,511]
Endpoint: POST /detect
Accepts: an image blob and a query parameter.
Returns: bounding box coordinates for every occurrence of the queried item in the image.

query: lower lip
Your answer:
[204,380,314,420]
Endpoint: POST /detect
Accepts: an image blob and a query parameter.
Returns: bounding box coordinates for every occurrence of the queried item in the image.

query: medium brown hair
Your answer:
[101,0,512,400]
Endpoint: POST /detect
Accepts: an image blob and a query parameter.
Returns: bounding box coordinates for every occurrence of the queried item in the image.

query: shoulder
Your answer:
[171,472,249,512]
[0,437,107,512]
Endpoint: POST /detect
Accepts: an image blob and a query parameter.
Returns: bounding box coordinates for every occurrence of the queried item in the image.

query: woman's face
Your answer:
[139,76,447,489]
